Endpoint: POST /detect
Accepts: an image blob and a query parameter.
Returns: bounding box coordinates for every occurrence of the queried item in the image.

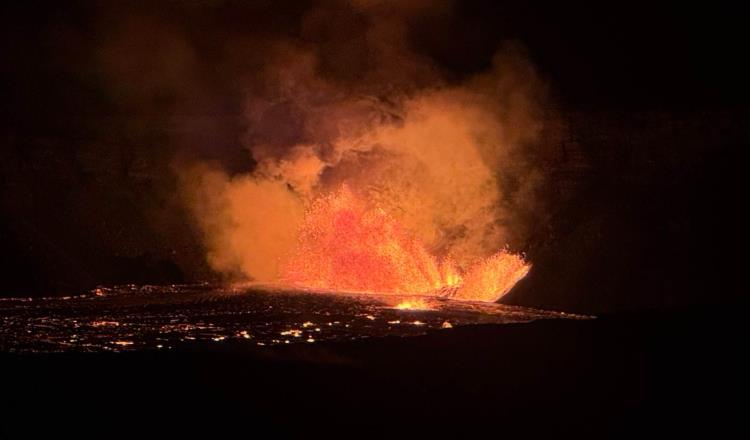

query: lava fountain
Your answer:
[282,186,530,302]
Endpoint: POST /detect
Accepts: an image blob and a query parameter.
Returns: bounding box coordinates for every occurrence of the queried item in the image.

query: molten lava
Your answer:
[393,298,432,310]
[282,186,530,302]
[452,251,531,302]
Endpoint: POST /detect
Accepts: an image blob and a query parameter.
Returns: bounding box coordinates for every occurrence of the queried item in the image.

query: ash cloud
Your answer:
[179,1,551,281]
[58,0,552,283]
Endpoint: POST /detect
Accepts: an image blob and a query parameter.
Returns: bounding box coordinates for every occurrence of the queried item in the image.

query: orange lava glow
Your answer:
[393,299,432,310]
[452,251,531,302]
[282,186,530,302]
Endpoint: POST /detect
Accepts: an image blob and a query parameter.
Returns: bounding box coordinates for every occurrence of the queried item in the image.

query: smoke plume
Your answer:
[179,1,548,285]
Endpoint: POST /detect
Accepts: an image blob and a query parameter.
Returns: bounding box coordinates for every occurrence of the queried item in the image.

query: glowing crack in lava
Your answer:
[282,186,530,302]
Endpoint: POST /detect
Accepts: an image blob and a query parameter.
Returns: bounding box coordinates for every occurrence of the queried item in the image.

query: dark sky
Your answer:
[1,1,747,312]
[4,1,750,111]
[412,2,750,109]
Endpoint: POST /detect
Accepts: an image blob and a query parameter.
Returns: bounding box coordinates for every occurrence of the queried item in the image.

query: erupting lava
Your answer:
[282,187,530,302]
[393,298,432,310]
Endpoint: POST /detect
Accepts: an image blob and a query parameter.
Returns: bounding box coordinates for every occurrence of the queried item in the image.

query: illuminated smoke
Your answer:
[179,1,546,301]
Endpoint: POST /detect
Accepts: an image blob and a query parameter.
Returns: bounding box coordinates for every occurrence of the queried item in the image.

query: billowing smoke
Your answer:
[178,1,548,286]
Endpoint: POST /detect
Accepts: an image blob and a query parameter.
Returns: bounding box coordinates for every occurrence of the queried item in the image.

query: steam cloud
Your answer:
[177,0,549,283]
